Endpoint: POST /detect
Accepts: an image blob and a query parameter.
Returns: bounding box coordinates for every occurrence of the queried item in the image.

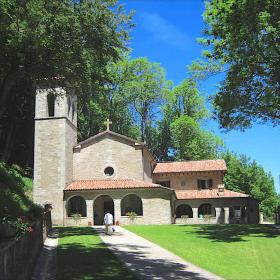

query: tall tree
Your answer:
[123,57,169,143]
[202,0,280,130]
[157,78,223,160]
[0,0,133,164]
[170,115,223,160]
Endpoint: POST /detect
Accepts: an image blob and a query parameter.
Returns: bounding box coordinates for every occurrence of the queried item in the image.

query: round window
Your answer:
[104,167,114,177]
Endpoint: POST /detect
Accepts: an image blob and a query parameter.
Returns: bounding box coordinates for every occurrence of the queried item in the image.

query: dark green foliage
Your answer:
[202,0,280,130]
[0,0,133,165]
[0,161,39,221]
[223,151,278,219]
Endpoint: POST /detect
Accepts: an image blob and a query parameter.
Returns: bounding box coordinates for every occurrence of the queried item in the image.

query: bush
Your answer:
[0,161,42,236]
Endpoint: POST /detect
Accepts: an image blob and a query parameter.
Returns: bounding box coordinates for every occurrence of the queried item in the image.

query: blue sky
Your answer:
[121,0,280,193]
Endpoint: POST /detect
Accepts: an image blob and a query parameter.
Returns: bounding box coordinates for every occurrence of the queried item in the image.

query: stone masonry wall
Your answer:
[33,88,77,225]
[64,188,172,226]
[153,171,224,190]
[73,135,144,180]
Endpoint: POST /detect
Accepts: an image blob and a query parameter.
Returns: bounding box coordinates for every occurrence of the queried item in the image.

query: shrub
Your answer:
[0,161,42,236]
[126,211,137,223]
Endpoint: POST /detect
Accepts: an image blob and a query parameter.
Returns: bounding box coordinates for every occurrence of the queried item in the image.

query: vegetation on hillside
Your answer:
[0,162,42,235]
[223,152,279,219]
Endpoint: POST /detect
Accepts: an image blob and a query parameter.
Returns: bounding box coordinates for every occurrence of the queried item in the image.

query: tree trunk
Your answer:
[0,73,18,120]
[0,120,17,163]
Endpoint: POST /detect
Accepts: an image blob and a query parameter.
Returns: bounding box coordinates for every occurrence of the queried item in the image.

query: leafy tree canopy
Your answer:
[201,0,280,130]
[223,151,278,219]
[0,0,133,117]
[0,0,133,164]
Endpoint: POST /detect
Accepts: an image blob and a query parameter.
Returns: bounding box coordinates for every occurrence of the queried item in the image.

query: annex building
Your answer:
[33,86,259,226]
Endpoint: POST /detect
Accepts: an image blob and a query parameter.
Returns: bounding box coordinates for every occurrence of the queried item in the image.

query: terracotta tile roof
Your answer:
[65,179,171,191]
[175,189,249,200]
[153,159,227,174]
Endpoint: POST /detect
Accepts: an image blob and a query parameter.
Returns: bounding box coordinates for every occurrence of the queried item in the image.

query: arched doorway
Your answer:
[121,194,143,216]
[198,203,216,218]
[175,204,193,218]
[67,196,87,217]
[93,195,114,225]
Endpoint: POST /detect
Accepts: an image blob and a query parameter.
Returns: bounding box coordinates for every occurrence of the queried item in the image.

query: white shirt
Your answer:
[104,213,113,225]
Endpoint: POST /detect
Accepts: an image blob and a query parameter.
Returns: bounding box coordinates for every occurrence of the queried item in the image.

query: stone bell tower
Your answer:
[33,84,77,225]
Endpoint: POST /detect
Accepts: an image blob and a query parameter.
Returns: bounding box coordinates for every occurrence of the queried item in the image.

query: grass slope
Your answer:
[57,227,137,280]
[125,225,280,280]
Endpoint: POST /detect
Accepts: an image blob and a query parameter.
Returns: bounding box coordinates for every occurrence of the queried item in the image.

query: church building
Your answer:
[33,85,259,226]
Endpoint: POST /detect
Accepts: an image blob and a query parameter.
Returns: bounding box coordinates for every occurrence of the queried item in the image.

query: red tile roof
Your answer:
[153,160,227,174]
[175,189,248,200]
[65,179,170,191]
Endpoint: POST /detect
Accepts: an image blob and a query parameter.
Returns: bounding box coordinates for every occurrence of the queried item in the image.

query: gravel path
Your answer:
[31,230,58,280]
[94,226,224,280]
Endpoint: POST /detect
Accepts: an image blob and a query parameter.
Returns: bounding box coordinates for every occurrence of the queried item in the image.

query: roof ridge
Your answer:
[75,130,144,148]
[157,159,225,164]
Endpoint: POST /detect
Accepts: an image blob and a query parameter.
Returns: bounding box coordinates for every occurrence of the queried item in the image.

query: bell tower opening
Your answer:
[47,92,56,117]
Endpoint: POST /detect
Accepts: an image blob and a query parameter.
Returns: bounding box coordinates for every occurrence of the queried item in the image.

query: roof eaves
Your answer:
[74,130,145,149]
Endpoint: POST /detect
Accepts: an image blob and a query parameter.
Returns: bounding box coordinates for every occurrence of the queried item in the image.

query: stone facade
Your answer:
[33,87,77,224]
[73,135,145,181]
[33,87,259,226]
[64,189,173,226]
[153,171,225,191]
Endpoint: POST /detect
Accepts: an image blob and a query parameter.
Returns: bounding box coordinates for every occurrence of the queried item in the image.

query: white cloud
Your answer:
[140,12,190,49]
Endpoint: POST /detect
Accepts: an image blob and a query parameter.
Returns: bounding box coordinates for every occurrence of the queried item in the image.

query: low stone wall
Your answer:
[0,211,52,280]
[175,217,218,224]
[0,230,42,280]
[64,217,89,226]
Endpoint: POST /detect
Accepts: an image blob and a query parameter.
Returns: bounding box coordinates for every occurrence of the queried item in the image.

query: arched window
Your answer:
[121,194,143,216]
[71,101,75,121]
[175,204,193,218]
[198,203,216,217]
[47,93,56,117]
[67,196,87,217]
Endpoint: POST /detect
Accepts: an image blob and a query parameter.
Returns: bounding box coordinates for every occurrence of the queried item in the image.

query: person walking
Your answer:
[103,210,114,235]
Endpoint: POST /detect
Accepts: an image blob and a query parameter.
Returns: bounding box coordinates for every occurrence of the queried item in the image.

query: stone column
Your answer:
[114,199,121,225]
[86,200,93,225]
[224,207,229,224]
[215,208,222,224]
[193,208,198,219]
[63,200,67,226]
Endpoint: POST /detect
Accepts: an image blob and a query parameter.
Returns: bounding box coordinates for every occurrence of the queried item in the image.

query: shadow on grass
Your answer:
[94,227,214,280]
[56,227,136,280]
[182,224,280,243]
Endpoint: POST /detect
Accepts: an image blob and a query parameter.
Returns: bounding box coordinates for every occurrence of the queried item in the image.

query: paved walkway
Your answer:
[93,226,224,280]
[31,230,58,280]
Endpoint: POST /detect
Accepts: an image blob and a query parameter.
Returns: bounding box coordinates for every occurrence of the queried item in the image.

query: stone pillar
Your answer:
[63,200,67,226]
[193,208,198,219]
[114,199,121,225]
[86,200,93,225]
[224,207,229,224]
[215,208,222,224]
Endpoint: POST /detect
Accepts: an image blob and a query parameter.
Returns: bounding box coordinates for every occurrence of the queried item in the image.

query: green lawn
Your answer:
[57,227,137,280]
[125,224,280,280]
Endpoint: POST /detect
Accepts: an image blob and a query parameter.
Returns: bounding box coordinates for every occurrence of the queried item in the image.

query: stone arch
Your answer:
[198,203,216,217]
[47,92,56,117]
[121,194,143,216]
[67,195,86,217]
[93,195,114,225]
[175,204,193,218]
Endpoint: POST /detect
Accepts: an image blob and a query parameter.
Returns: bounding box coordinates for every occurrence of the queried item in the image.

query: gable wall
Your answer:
[142,148,153,182]
[153,171,224,190]
[73,136,144,180]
